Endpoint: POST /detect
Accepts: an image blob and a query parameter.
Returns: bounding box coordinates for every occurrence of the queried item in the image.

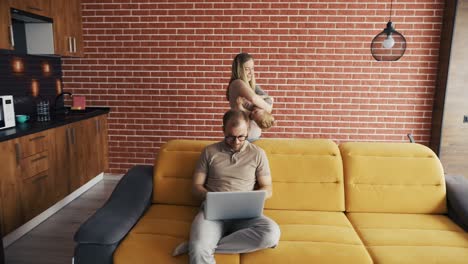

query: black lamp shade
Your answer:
[371,21,406,61]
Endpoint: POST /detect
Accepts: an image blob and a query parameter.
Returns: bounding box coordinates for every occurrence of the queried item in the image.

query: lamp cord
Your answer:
[389,0,393,22]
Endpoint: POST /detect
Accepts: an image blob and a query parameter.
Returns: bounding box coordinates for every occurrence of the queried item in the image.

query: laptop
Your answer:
[205,190,267,221]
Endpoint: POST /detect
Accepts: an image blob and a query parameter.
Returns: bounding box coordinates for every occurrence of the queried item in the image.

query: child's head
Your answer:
[250,108,275,130]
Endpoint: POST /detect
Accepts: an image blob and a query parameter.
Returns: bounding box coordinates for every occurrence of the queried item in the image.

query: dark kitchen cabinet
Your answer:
[0,0,14,50]
[52,0,83,56]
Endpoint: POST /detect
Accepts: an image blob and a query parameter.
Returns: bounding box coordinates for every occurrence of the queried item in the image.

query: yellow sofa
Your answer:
[73,139,468,264]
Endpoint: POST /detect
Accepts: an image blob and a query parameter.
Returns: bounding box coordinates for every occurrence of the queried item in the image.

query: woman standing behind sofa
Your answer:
[227,53,274,141]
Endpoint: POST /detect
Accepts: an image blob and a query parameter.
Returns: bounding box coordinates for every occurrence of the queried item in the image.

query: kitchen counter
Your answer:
[0,107,110,142]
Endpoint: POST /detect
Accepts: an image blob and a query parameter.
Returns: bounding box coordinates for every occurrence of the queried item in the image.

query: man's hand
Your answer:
[257,174,273,200]
[193,172,208,200]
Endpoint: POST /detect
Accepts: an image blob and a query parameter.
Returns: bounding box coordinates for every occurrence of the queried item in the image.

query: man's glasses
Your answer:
[225,135,247,142]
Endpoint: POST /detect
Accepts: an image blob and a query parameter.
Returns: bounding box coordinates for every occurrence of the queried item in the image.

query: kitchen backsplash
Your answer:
[0,53,62,117]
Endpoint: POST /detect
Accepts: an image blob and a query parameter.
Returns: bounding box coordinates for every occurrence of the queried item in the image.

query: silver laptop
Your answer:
[205,190,267,220]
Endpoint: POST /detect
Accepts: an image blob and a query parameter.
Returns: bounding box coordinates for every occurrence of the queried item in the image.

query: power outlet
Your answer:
[464,115,468,123]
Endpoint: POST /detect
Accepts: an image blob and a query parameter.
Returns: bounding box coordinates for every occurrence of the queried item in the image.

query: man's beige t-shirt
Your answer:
[195,141,271,192]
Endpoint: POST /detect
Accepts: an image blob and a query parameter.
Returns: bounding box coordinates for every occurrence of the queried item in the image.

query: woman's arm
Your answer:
[230,80,272,113]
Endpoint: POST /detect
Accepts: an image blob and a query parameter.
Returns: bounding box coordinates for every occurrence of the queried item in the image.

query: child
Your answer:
[236,96,275,131]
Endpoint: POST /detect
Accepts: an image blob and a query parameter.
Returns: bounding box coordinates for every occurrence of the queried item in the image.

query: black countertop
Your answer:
[0,107,110,143]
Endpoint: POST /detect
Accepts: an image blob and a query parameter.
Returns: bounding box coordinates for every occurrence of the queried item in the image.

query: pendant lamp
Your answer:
[370,0,406,61]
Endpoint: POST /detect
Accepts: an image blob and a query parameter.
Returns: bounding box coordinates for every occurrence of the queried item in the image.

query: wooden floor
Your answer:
[4,178,119,264]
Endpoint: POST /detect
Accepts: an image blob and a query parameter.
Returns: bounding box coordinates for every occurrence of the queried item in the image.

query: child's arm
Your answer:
[241,97,255,111]
[235,97,252,112]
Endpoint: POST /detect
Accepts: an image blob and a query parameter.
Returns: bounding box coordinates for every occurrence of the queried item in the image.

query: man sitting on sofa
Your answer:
[173,109,281,263]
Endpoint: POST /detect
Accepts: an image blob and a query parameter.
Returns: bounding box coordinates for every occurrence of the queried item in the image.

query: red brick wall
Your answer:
[62,0,444,174]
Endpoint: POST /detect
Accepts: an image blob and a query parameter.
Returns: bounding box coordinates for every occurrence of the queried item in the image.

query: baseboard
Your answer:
[3,173,104,248]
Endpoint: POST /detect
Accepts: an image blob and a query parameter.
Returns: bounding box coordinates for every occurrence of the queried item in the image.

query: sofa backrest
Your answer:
[153,140,215,206]
[153,139,345,211]
[340,142,447,214]
[254,139,345,211]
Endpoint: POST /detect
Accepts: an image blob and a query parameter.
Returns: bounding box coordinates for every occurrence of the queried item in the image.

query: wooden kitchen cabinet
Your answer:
[52,0,83,56]
[2,0,84,56]
[49,125,70,201]
[16,131,54,223]
[52,115,109,194]
[67,119,88,192]
[68,116,108,191]
[97,115,109,172]
[51,116,108,194]
[16,131,49,158]
[86,116,109,182]
[0,0,14,50]
[20,171,54,222]
[9,0,51,17]
[19,151,49,180]
[0,130,53,234]
[0,140,22,235]
[0,114,108,237]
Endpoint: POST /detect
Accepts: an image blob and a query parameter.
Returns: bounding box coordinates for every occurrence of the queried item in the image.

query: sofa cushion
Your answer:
[340,142,446,213]
[154,139,345,212]
[239,209,372,264]
[113,204,239,264]
[347,213,468,264]
[255,139,345,211]
[153,140,215,206]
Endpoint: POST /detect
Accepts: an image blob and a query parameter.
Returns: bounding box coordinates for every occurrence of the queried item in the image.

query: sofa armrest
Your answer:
[73,165,154,264]
[445,175,468,232]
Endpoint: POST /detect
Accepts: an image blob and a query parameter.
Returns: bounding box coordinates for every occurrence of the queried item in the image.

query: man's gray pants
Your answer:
[188,210,281,264]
